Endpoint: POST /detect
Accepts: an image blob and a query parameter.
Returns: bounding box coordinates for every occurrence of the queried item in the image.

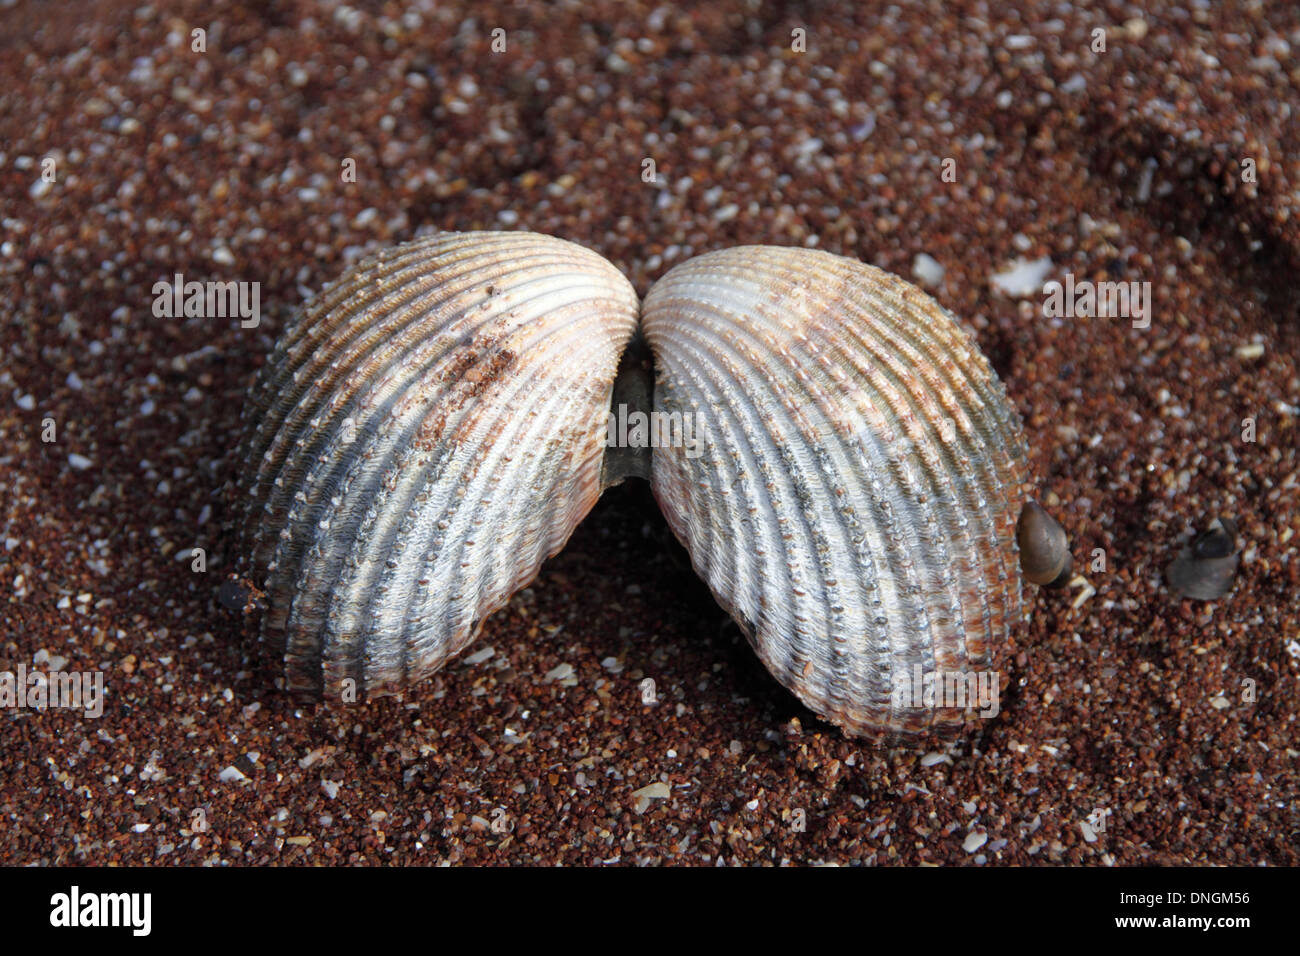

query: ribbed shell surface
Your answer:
[235,232,639,698]
[642,246,1031,735]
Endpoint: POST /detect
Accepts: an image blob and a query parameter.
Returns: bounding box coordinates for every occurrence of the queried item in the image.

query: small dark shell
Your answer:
[1166,554,1239,600]
[1192,518,1237,560]
[1016,501,1071,587]
[1166,518,1240,600]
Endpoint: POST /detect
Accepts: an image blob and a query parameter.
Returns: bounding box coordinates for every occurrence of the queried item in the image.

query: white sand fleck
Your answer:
[912,253,944,287]
[544,662,577,685]
[464,646,495,665]
[990,256,1052,296]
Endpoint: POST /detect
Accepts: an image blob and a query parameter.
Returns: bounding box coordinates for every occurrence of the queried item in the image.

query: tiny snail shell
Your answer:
[1165,517,1239,601]
[642,246,1033,735]
[1017,501,1073,588]
[233,232,638,697]
[234,231,1059,737]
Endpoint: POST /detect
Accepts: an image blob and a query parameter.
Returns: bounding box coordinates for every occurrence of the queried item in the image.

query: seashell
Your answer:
[1017,500,1072,587]
[233,232,638,698]
[641,246,1033,735]
[234,231,1058,738]
[1165,517,1239,601]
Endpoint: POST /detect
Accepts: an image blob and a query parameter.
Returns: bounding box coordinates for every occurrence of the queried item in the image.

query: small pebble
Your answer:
[463,646,495,665]
[912,253,945,287]
[543,662,576,685]
[990,256,1052,296]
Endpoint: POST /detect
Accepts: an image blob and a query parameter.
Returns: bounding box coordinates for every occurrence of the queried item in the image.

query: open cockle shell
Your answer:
[642,246,1032,735]
[234,232,638,698]
[234,231,1045,737]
